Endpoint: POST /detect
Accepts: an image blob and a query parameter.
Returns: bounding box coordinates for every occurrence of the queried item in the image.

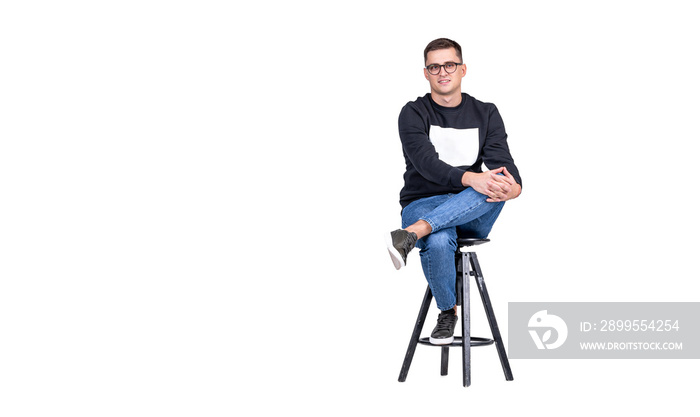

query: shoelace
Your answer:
[435,313,458,331]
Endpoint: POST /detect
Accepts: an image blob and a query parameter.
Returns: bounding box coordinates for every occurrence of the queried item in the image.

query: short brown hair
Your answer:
[423,38,463,65]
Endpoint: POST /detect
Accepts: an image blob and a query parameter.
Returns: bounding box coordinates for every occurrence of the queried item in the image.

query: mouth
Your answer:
[438,79,450,85]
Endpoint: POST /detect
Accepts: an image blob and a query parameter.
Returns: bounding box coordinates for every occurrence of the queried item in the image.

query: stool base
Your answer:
[398,249,513,387]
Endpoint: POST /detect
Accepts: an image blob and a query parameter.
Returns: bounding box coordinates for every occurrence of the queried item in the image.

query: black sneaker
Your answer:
[385,229,417,270]
[429,310,458,345]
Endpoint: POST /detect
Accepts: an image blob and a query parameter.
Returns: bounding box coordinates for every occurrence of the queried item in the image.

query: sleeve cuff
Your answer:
[449,168,465,188]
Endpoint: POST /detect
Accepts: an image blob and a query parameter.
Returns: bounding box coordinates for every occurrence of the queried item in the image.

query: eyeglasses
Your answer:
[425,62,463,75]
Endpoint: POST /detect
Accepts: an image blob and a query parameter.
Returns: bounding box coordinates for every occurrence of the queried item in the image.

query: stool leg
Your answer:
[398,285,432,382]
[468,252,514,381]
[461,251,471,387]
[441,347,449,375]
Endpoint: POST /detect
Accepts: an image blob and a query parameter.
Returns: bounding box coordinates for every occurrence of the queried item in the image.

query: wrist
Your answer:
[461,171,476,187]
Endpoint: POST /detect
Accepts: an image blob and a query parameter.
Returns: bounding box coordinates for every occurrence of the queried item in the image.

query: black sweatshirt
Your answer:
[398,93,522,209]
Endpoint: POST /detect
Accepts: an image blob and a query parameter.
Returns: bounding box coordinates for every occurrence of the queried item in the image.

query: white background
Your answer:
[2,1,699,415]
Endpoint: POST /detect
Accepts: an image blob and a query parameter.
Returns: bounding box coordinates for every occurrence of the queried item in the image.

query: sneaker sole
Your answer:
[429,336,455,345]
[385,232,405,270]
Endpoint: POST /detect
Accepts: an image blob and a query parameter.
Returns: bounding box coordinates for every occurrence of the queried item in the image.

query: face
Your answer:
[424,47,466,98]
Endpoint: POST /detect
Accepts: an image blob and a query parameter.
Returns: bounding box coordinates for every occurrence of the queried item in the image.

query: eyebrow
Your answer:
[426,61,459,66]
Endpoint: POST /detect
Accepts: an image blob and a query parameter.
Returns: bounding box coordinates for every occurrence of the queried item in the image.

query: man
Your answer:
[386,38,522,345]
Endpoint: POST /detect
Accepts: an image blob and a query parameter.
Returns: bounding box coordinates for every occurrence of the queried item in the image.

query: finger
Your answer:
[488,180,511,194]
[484,185,499,199]
[485,183,501,196]
[487,189,507,202]
[491,172,514,185]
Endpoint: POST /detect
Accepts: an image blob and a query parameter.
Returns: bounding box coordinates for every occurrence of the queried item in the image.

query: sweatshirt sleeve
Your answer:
[398,104,465,188]
[481,104,522,186]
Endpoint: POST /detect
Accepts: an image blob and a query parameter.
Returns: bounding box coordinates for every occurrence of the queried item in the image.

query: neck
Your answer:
[430,91,462,107]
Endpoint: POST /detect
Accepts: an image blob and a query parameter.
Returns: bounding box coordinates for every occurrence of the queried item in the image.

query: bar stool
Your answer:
[398,238,514,387]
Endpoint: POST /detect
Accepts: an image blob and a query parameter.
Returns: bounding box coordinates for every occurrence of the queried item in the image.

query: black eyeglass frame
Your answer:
[425,62,463,75]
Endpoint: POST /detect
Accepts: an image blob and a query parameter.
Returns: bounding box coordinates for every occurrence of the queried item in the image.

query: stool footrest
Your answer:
[417,336,494,347]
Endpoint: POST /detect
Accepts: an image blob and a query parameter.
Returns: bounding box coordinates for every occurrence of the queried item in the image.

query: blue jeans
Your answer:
[401,188,505,311]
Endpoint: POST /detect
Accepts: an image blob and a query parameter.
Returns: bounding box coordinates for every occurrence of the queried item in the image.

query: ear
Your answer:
[461,64,467,77]
[424,67,430,80]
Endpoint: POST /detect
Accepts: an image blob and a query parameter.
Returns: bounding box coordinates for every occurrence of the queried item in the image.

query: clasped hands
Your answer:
[461,167,521,202]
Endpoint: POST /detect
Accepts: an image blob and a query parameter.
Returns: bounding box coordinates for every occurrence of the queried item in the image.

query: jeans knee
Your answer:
[421,229,457,253]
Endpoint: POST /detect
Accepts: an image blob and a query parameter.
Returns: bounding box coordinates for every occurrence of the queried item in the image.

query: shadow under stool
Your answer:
[398,238,514,387]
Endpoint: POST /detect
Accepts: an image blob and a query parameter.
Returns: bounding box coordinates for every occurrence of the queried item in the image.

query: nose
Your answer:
[439,65,449,76]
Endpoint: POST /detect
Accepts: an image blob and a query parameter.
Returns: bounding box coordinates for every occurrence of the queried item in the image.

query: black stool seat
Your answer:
[398,238,513,387]
[457,238,489,247]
